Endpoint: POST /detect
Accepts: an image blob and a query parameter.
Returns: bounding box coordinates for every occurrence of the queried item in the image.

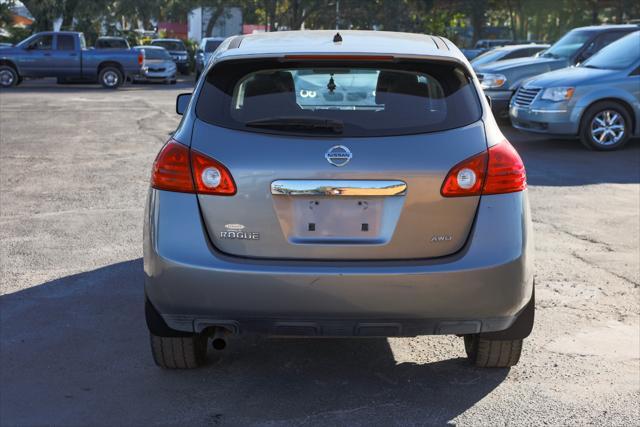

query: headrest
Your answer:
[375,71,427,104]
[244,71,295,98]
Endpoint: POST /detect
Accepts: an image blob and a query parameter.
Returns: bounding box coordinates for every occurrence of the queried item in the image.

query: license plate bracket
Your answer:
[291,197,384,242]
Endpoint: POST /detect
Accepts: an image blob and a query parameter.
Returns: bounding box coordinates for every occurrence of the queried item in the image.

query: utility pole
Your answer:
[335,0,340,30]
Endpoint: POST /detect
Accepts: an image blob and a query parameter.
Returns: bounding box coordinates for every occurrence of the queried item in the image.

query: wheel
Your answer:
[0,65,18,88]
[580,101,631,151]
[149,332,208,369]
[464,335,523,368]
[99,66,123,89]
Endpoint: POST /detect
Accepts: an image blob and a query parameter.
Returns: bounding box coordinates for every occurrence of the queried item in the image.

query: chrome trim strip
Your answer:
[271,180,407,197]
[530,109,567,113]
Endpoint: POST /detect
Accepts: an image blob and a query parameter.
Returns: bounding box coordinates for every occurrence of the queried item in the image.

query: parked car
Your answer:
[471,44,550,69]
[476,25,639,117]
[95,36,130,49]
[461,48,485,60]
[134,46,176,84]
[462,39,535,60]
[195,36,225,79]
[0,31,144,88]
[150,38,189,74]
[144,30,534,370]
[0,42,12,48]
[510,31,640,151]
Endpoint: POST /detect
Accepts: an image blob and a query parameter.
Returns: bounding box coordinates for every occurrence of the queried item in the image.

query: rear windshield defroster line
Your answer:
[196,58,482,138]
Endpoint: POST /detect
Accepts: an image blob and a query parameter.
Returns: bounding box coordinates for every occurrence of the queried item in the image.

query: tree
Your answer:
[0,0,16,29]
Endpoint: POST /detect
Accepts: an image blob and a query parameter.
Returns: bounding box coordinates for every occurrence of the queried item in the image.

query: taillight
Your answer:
[191,150,236,196]
[138,51,144,66]
[440,151,487,197]
[483,141,527,195]
[441,140,526,197]
[151,139,236,196]
[151,140,194,193]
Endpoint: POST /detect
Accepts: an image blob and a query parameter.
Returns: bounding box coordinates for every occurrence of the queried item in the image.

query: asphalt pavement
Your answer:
[0,78,638,426]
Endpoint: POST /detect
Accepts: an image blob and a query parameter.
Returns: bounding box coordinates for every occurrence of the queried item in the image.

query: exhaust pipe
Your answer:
[211,328,227,351]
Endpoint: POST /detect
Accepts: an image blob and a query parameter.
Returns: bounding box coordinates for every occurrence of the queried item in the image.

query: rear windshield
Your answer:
[96,38,129,49]
[196,59,482,137]
[152,40,185,51]
[142,48,171,60]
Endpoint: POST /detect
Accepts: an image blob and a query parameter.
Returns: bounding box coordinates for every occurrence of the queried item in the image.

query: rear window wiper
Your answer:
[245,117,344,134]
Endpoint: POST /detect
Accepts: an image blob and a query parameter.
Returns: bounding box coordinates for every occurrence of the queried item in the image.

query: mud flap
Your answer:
[480,285,535,340]
[145,297,193,337]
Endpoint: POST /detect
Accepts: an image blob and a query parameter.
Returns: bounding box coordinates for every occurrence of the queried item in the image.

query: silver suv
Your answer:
[144,31,534,369]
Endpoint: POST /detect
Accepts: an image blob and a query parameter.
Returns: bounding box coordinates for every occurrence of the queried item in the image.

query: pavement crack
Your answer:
[571,251,639,288]
[533,219,615,252]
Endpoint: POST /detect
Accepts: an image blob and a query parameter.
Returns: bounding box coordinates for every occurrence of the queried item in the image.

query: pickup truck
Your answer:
[0,31,144,89]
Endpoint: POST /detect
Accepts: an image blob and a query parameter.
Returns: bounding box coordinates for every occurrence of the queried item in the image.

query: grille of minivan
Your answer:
[513,87,541,107]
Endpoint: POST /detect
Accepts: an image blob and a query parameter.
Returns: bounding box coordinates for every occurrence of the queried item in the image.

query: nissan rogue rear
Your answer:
[143,31,534,369]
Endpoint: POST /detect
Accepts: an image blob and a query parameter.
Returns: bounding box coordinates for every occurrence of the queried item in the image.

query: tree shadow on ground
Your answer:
[503,127,640,186]
[6,77,194,93]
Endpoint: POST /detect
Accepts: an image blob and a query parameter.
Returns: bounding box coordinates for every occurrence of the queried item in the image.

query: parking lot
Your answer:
[0,79,638,425]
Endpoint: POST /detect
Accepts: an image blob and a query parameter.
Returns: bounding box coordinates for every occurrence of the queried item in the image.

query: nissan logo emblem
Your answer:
[325,145,352,167]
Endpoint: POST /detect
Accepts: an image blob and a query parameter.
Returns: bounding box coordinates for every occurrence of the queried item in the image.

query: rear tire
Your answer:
[0,65,18,88]
[99,66,123,89]
[579,101,631,151]
[149,332,208,369]
[464,335,523,368]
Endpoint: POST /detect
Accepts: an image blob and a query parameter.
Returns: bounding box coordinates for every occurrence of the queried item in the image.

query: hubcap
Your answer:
[0,70,14,86]
[590,110,625,146]
[103,71,119,87]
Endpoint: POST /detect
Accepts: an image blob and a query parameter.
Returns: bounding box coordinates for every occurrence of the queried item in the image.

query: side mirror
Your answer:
[176,93,192,115]
[485,94,492,108]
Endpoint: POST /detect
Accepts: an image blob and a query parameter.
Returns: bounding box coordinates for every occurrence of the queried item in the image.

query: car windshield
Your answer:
[142,48,171,60]
[205,40,223,52]
[152,40,185,51]
[542,30,592,59]
[196,59,482,137]
[582,32,640,70]
[471,50,506,66]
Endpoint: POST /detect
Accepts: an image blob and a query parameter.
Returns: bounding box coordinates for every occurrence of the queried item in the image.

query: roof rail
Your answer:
[228,36,244,49]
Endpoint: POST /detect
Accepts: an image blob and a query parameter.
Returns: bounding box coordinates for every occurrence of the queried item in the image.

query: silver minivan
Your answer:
[144,31,534,369]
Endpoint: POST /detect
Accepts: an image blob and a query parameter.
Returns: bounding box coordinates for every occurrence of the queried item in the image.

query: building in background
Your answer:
[242,24,269,34]
[157,21,188,39]
[188,7,242,43]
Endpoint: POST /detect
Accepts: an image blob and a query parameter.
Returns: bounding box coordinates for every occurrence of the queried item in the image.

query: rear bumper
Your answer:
[144,190,534,337]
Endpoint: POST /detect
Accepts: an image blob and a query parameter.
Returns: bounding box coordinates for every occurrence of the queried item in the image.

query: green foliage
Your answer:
[0,25,31,45]
[183,38,198,71]
[8,0,640,48]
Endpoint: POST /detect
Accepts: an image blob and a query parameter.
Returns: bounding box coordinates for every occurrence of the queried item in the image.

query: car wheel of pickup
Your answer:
[580,101,631,151]
[0,65,18,88]
[99,66,123,89]
[464,335,523,368]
